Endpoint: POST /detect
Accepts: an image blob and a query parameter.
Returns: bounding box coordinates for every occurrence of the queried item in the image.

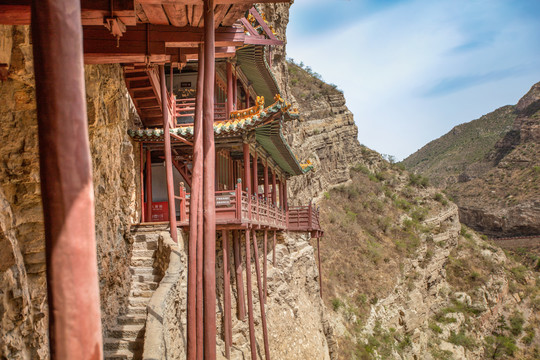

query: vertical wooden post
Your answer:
[233,67,237,110]
[317,237,323,298]
[263,229,268,303]
[245,229,257,360]
[226,61,233,117]
[179,183,186,222]
[252,230,271,360]
[278,178,283,209]
[252,150,258,196]
[232,230,246,320]
[194,44,205,360]
[271,169,276,205]
[273,230,276,267]
[31,0,103,357]
[203,1,217,358]
[140,143,145,222]
[263,159,269,201]
[160,65,178,243]
[146,149,153,221]
[243,143,251,195]
[222,230,232,358]
[283,177,288,211]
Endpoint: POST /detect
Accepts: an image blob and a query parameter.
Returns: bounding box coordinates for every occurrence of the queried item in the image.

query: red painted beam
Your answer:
[202,1,217,358]
[251,230,271,360]
[30,0,103,358]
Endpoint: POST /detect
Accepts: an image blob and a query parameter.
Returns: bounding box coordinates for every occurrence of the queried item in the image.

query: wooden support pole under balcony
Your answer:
[146,149,153,221]
[140,143,145,222]
[273,230,277,267]
[317,237,323,297]
[252,230,271,360]
[222,230,232,359]
[271,169,277,205]
[245,229,257,360]
[202,0,217,357]
[232,230,246,320]
[263,229,268,303]
[31,0,103,357]
[160,64,178,243]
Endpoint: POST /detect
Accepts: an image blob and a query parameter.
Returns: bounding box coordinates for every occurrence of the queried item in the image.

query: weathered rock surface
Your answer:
[0,26,139,359]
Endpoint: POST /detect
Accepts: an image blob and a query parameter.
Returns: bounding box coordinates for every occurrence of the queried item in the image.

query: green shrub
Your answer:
[323,191,330,200]
[429,322,443,334]
[351,163,371,175]
[509,312,524,336]
[484,335,517,359]
[409,173,430,188]
[332,298,344,311]
[448,330,476,350]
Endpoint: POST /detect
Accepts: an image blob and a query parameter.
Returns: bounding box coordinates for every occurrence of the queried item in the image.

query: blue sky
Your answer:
[286,0,540,160]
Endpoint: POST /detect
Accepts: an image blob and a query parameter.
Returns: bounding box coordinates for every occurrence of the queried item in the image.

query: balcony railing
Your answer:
[174,181,321,234]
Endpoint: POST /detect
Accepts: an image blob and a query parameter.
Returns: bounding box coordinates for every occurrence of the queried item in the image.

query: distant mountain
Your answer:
[403,82,540,237]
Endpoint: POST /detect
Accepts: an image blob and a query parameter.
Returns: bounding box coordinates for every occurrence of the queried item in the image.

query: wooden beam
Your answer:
[137,0,291,5]
[163,3,189,27]
[0,0,136,25]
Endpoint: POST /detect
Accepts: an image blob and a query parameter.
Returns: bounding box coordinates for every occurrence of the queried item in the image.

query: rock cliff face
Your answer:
[0,26,139,359]
[404,82,540,237]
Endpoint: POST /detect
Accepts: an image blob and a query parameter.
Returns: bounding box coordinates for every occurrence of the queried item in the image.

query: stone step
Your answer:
[130,266,157,275]
[129,289,154,298]
[131,281,159,291]
[126,306,147,315]
[118,314,146,325]
[131,257,154,267]
[103,338,143,351]
[128,297,151,308]
[109,325,146,339]
[133,240,158,250]
[131,274,162,283]
[103,349,134,360]
[132,249,156,258]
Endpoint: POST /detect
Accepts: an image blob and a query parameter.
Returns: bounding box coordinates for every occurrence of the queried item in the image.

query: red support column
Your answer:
[232,230,246,320]
[252,150,258,196]
[263,229,268,303]
[140,143,145,222]
[233,67,237,110]
[195,44,205,360]
[187,43,204,358]
[226,62,233,117]
[146,149,153,221]
[272,231,277,267]
[245,229,257,360]
[271,169,276,205]
[160,65,178,243]
[31,0,103,357]
[263,160,269,200]
[252,230,271,360]
[222,230,232,358]
[283,177,288,211]
[203,1,217,358]
[317,237,323,297]
[278,178,283,209]
[243,143,251,195]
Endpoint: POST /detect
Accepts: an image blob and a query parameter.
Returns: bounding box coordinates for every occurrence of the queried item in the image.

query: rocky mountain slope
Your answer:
[403,83,540,237]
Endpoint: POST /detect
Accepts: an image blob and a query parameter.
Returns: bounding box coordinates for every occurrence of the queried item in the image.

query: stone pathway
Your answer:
[103,231,161,360]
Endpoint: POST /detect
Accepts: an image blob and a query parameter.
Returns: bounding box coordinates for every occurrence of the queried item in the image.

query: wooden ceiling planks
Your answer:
[163,4,189,27]
[214,4,231,29]
[191,5,204,27]
[141,4,171,25]
[221,4,249,27]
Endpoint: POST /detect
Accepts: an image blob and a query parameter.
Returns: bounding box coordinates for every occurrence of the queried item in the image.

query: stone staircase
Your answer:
[103,229,163,360]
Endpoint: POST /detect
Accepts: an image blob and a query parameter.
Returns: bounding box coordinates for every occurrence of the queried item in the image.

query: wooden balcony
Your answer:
[174,185,323,236]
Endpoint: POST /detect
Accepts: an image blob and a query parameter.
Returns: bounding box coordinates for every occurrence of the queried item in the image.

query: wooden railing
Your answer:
[175,97,227,126]
[288,202,322,232]
[175,181,321,233]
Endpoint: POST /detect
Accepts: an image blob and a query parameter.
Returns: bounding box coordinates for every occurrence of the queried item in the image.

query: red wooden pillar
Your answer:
[232,230,246,320]
[317,237,323,297]
[146,149,153,221]
[252,150,258,196]
[252,230,271,360]
[272,230,277,267]
[243,143,251,194]
[263,159,269,200]
[31,0,103,357]
[160,65,178,243]
[245,229,257,360]
[187,44,204,360]
[203,1,217,358]
[233,67,238,110]
[222,230,232,358]
[263,229,268,303]
[140,143,145,222]
[271,169,277,205]
[283,177,288,211]
[278,178,283,209]
[226,62,233,117]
